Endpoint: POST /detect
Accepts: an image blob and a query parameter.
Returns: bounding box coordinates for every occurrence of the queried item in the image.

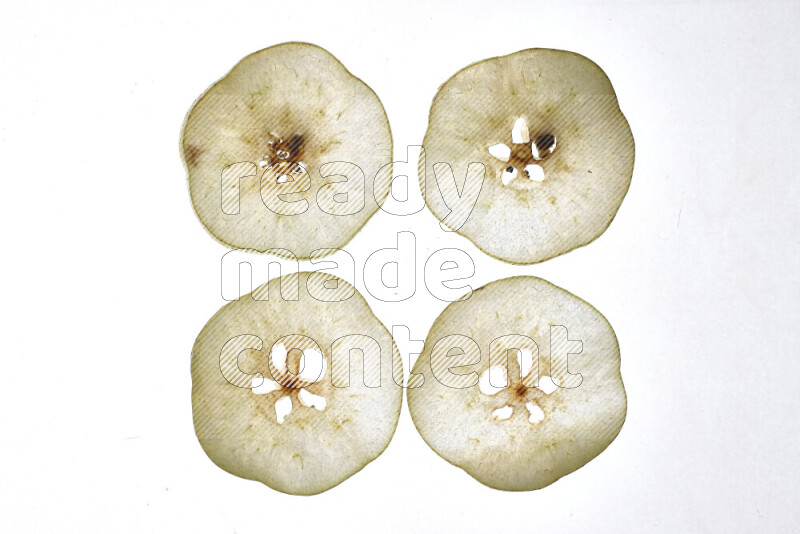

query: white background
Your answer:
[1,0,798,532]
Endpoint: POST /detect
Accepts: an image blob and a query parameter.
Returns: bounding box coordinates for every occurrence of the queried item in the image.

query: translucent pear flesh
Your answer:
[191,272,403,495]
[181,42,392,259]
[407,276,626,491]
[419,49,634,264]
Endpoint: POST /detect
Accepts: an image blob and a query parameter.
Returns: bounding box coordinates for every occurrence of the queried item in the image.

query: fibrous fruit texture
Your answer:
[182,42,392,259]
[191,272,403,495]
[419,49,634,264]
[407,276,626,490]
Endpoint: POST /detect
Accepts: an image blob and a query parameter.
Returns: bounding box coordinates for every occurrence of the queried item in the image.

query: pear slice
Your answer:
[419,49,634,264]
[191,272,403,495]
[181,42,392,259]
[407,276,626,491]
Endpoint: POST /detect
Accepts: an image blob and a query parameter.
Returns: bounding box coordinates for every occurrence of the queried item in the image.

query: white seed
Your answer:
[492,405,514,421]
[488,143,511,162]
[274,395,293,424]
[524,164,545,182]
[501,166,518,185]
[298,388,328,411]
[511,117,530,144]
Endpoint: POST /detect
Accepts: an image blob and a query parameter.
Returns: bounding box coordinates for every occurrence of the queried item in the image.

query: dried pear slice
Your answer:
[419,49,634,264]
[191,272,403,495]
[407,276,626,491]
[181,42,392,258]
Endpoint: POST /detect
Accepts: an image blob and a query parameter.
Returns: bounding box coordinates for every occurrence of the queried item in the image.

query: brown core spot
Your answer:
[288,135,304,156]
[271,134,305,163]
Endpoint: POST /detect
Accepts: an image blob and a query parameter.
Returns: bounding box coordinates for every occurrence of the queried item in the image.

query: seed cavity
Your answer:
[492,405,513,421]
[477,352,556,425]
[252,342,329,424]
[298,388,327,411]
[536,375,558,395]
[271,343,288,371]
[252,376,281,395]
[516,348,535,377]
[261,132,307,174]
[298,347,327,382]
[525,402,545,424]
[275,395,293,424]
[478,365,507,395]
[488,118,556,186]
